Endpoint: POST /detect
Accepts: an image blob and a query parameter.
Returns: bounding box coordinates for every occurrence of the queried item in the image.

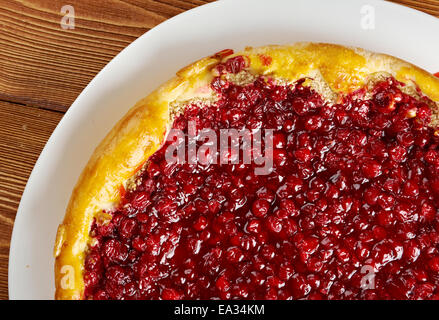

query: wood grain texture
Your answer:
[0,0,437,300]
[0,101,63,300]
[0,0,212,111]
[389,0,439,17]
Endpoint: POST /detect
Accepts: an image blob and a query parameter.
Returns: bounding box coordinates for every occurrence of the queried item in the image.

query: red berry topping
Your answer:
[83,75,439,300]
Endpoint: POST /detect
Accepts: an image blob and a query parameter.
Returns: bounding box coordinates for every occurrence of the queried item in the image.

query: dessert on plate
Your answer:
[54,43,439,300]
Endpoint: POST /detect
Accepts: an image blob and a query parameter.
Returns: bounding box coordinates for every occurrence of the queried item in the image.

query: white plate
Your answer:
[8,0,439,299]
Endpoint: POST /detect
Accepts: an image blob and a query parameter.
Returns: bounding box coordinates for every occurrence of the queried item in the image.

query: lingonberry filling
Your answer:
[84,68,439,300]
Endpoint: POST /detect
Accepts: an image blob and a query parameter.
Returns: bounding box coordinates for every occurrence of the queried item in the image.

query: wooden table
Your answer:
[0,0,438,300]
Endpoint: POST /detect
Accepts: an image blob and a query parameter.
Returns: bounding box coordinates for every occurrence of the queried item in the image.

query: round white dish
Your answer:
[8,0,439,299]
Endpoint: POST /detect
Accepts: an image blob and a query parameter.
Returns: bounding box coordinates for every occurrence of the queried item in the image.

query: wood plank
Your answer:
[389,0,439,17]
[0,0,212,112]
[0,101,63,299]
[0,256,7,300]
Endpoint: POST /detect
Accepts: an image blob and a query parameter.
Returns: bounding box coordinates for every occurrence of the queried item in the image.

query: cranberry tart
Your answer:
[54,43,439,300]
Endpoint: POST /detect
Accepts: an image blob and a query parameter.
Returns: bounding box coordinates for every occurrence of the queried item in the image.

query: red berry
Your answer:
[361,160,382,179]
[294,148,312,162]
[252,199,270,218]
[193,215,208,231]
[161,288,182,300]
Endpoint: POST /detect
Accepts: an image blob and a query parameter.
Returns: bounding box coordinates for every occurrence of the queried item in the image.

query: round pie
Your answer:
[54,43,439,300]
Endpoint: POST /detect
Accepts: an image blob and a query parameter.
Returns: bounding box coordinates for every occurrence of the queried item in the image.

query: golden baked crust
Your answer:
[54,42,439,300]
